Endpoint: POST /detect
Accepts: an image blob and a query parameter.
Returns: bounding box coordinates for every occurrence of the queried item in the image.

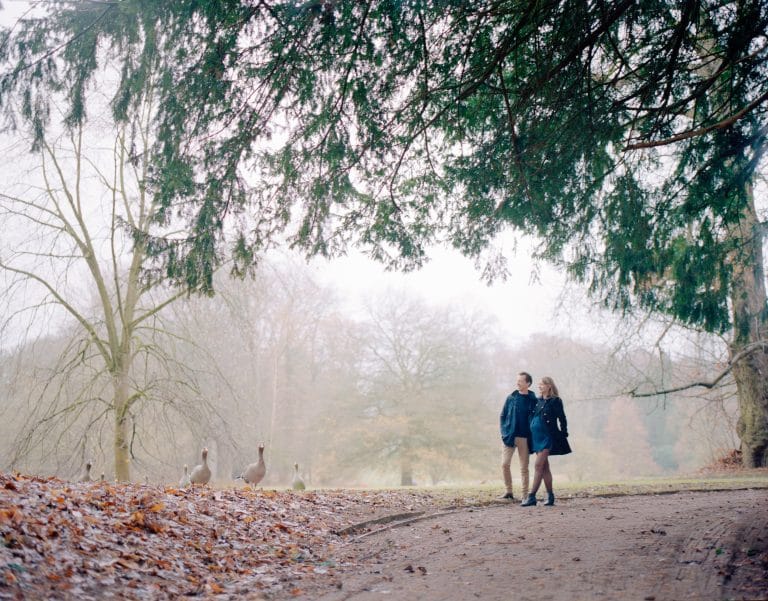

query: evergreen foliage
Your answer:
[1,2,766,334]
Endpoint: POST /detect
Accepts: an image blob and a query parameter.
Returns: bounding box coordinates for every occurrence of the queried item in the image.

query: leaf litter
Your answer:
[0,473,440,600]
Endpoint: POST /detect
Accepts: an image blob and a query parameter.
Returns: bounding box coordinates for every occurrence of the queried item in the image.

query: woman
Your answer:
[521,376,571,507]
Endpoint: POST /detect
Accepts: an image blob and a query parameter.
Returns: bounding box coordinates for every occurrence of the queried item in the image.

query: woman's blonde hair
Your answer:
[541,376,559,398]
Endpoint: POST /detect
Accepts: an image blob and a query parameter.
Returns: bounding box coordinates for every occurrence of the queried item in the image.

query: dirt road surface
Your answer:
[295,489,767,601]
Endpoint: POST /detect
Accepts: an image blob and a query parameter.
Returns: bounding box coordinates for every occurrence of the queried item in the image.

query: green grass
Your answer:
[336,470,768,509]
[553,472,768,498]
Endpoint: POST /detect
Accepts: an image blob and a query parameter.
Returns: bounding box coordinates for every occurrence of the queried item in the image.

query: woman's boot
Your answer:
[544,492,555,506]
[520,494,537,507]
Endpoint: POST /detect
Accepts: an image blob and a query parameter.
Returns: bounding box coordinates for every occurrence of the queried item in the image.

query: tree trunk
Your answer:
[269,350,280,451]
[113,371,132,481]
[400,452,414,486]
[732,355,768,467]
[729,184,768,468]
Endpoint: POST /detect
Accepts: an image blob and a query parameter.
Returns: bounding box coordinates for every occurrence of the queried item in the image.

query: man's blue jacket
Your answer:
[500,390,537,447]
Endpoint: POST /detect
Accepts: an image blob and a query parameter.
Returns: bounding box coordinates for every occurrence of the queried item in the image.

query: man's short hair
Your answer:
[519,371,532,385]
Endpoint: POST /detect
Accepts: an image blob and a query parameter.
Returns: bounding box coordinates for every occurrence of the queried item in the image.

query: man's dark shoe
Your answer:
[520,494,537,507]
[500,492,515,500]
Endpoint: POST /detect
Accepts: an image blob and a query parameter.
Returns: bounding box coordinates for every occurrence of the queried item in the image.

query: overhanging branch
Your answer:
[624,88,768,150]
[628,341,768,398]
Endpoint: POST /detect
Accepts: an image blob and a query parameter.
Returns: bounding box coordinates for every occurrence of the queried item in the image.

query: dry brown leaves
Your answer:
[0,473,439,600]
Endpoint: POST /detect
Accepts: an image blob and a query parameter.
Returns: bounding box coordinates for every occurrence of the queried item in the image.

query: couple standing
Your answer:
[500,372,571,506]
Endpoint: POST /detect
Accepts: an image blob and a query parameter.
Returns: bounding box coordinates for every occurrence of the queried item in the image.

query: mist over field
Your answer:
[0,255,736,488]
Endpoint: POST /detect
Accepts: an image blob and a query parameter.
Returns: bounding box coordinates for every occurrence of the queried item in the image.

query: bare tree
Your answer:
[321,289,500,486]
[0,79,191,480]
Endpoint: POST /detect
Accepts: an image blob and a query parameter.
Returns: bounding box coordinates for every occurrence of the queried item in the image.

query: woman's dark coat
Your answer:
[535,396,572,456]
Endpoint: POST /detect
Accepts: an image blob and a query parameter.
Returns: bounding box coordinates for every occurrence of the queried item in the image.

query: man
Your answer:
[499,371,537,502]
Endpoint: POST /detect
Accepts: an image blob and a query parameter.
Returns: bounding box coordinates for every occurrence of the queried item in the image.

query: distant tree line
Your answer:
[0,256,738,485]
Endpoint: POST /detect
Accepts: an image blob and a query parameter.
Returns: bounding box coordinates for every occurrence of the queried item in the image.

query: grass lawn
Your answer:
[328,468,768,510]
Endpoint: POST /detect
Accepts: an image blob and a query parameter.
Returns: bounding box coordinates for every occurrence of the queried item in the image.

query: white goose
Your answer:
[240,444,267,488]
[189,448,212,485]
[292,463,306,491]
[79,461,93,483]
[179,464,191,488]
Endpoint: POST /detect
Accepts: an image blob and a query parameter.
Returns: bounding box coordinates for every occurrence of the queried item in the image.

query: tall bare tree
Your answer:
[0,79,188,480]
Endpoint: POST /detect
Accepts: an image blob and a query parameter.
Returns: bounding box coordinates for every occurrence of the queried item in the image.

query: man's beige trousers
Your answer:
[502,437,530,497]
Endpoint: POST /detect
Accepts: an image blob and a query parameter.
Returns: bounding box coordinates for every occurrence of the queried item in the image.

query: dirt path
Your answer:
[294,489,768,601]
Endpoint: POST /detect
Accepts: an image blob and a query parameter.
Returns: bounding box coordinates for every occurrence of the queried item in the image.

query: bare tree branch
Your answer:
[628,340,768,397]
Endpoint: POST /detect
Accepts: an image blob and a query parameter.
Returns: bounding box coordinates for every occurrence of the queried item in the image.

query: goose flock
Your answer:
[76,444,308,490]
